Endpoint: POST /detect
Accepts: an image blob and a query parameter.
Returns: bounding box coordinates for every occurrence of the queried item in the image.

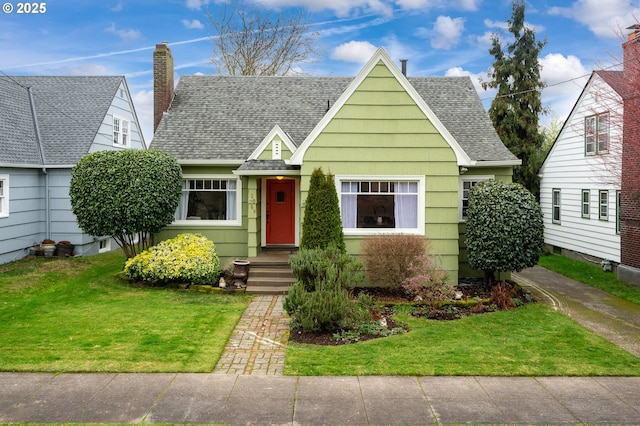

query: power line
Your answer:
[481,60,625,101]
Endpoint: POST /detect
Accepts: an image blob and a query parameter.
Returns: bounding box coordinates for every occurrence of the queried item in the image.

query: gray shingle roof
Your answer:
[0,76,124,165]
[151,74,516,163]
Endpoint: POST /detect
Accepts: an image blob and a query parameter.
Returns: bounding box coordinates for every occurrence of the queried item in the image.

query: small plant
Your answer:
[123,233,220,286]
[361,235,429,288]
[401,254,452,302]
[490,281,516,310]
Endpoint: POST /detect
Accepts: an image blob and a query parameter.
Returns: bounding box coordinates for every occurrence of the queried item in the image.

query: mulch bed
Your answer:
[289,280,534,346]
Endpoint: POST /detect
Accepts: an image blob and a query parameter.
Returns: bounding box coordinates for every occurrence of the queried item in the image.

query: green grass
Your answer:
[537,253,640,305]
[0,251,251,373]
[284,303,640,376]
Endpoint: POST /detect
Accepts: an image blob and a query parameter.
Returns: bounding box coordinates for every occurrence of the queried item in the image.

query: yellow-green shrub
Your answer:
[124,233,220,286]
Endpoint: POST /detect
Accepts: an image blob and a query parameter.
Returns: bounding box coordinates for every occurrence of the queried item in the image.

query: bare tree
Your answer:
[207,0,320,76]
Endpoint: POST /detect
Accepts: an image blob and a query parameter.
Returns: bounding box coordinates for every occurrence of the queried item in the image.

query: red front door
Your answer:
[266,179,295,245]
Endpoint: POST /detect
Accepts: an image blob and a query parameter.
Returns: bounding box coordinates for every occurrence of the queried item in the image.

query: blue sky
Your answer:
[2,0,638,144]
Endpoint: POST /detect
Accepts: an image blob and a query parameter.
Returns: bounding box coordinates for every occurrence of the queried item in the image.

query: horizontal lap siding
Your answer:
[301,62,460,282]
[158,166,250,265]
[540,75,621,263]
[0,168,45,264]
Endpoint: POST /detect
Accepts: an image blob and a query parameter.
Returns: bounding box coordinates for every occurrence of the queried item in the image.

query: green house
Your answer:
[151,45,519,283]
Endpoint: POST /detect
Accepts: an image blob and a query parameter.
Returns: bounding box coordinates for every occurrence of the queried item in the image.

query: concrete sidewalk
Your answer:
[2,372,640,424]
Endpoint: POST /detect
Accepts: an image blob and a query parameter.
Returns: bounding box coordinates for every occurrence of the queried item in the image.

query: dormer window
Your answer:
[113,116,130,147]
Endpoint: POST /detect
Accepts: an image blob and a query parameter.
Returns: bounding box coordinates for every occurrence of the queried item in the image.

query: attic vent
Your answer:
[272,140,282,160]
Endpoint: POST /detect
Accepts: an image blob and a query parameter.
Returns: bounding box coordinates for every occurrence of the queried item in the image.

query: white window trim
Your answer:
[0,174,8,218]
[552,188,561,224]
[585,112,609,156]
[335,175,425,236]
[599,190,609,221]
[113,116,130,147]
[459,175,493,222]
[581,189,590,219]
[98,238,111,253]
[171,174,243,227]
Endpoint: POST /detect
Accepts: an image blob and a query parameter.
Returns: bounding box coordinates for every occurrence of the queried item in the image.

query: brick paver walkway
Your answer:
[213,295,290,375]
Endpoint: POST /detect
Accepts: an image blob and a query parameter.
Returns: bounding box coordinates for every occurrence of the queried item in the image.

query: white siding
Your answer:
[90,80,146,153]
[540,74,622,262]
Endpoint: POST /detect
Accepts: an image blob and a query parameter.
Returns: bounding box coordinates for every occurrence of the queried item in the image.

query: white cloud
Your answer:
[182,19,205,29]
[186,0,210,10]
[539,52,590,118]
[476,31,495,49]
[395,0,480,11]
[133,89,154,146]
[430,16,465,49]
[69,64,109,75]
[445,66,487,94]
[549,0,640,38]
[105,23,142,43]
[255,0,393,17]
[331,41,378,63]
[110,2,123,12]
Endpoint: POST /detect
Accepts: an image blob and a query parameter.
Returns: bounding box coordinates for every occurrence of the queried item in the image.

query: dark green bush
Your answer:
[301,168,345,251]
[465,179,544,284]
[70,149,182,258]
[285,246,365,332]
[289,245,364,291]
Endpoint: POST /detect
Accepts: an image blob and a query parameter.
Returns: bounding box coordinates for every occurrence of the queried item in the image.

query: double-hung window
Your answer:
[585,112,609,155]
[175,176,241,225]
[0,175,8,218]
[552,189,561,224]
[599,190,609,220]
[113,116,130,147]
[460,176,492,221]
[581,189,590,218]
[337,176,424,234]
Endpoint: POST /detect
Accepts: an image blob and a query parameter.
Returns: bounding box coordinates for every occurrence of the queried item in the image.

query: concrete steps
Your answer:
[245,248,297,294]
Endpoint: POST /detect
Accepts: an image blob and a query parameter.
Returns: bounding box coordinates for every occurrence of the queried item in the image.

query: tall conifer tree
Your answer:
[482,0,547,198]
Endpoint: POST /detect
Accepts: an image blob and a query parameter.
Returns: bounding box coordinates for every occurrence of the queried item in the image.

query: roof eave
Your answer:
[468,159,522,167]
[233,169,301,176]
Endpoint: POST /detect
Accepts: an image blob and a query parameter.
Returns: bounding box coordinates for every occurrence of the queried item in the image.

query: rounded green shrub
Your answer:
[124,233,220,286]
[465,179,544,284]
[70,149,182,258]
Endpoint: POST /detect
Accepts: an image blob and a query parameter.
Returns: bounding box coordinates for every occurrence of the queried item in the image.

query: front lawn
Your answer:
[284,303,640,376]
[537,253,640,305]
[0,251,251,372]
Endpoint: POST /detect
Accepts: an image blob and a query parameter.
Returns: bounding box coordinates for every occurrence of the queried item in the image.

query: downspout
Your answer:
[27,86,50,240]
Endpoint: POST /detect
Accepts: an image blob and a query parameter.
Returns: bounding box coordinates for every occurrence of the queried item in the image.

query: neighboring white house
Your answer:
[539,70,624,265]
[0,76,146,264]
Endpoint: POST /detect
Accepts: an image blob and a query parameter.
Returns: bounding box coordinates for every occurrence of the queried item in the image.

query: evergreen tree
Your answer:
[482,0,547,198]
[301,168,345,251]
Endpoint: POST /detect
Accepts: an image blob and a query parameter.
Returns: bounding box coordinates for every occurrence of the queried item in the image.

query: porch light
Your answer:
[276,176,284,180]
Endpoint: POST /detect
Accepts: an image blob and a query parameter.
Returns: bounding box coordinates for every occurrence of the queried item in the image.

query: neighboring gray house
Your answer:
[0,76,145,264]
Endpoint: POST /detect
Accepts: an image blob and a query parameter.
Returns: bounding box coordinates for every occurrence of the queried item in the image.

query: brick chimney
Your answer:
[618,25,640,284]
[153,42,174,133]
